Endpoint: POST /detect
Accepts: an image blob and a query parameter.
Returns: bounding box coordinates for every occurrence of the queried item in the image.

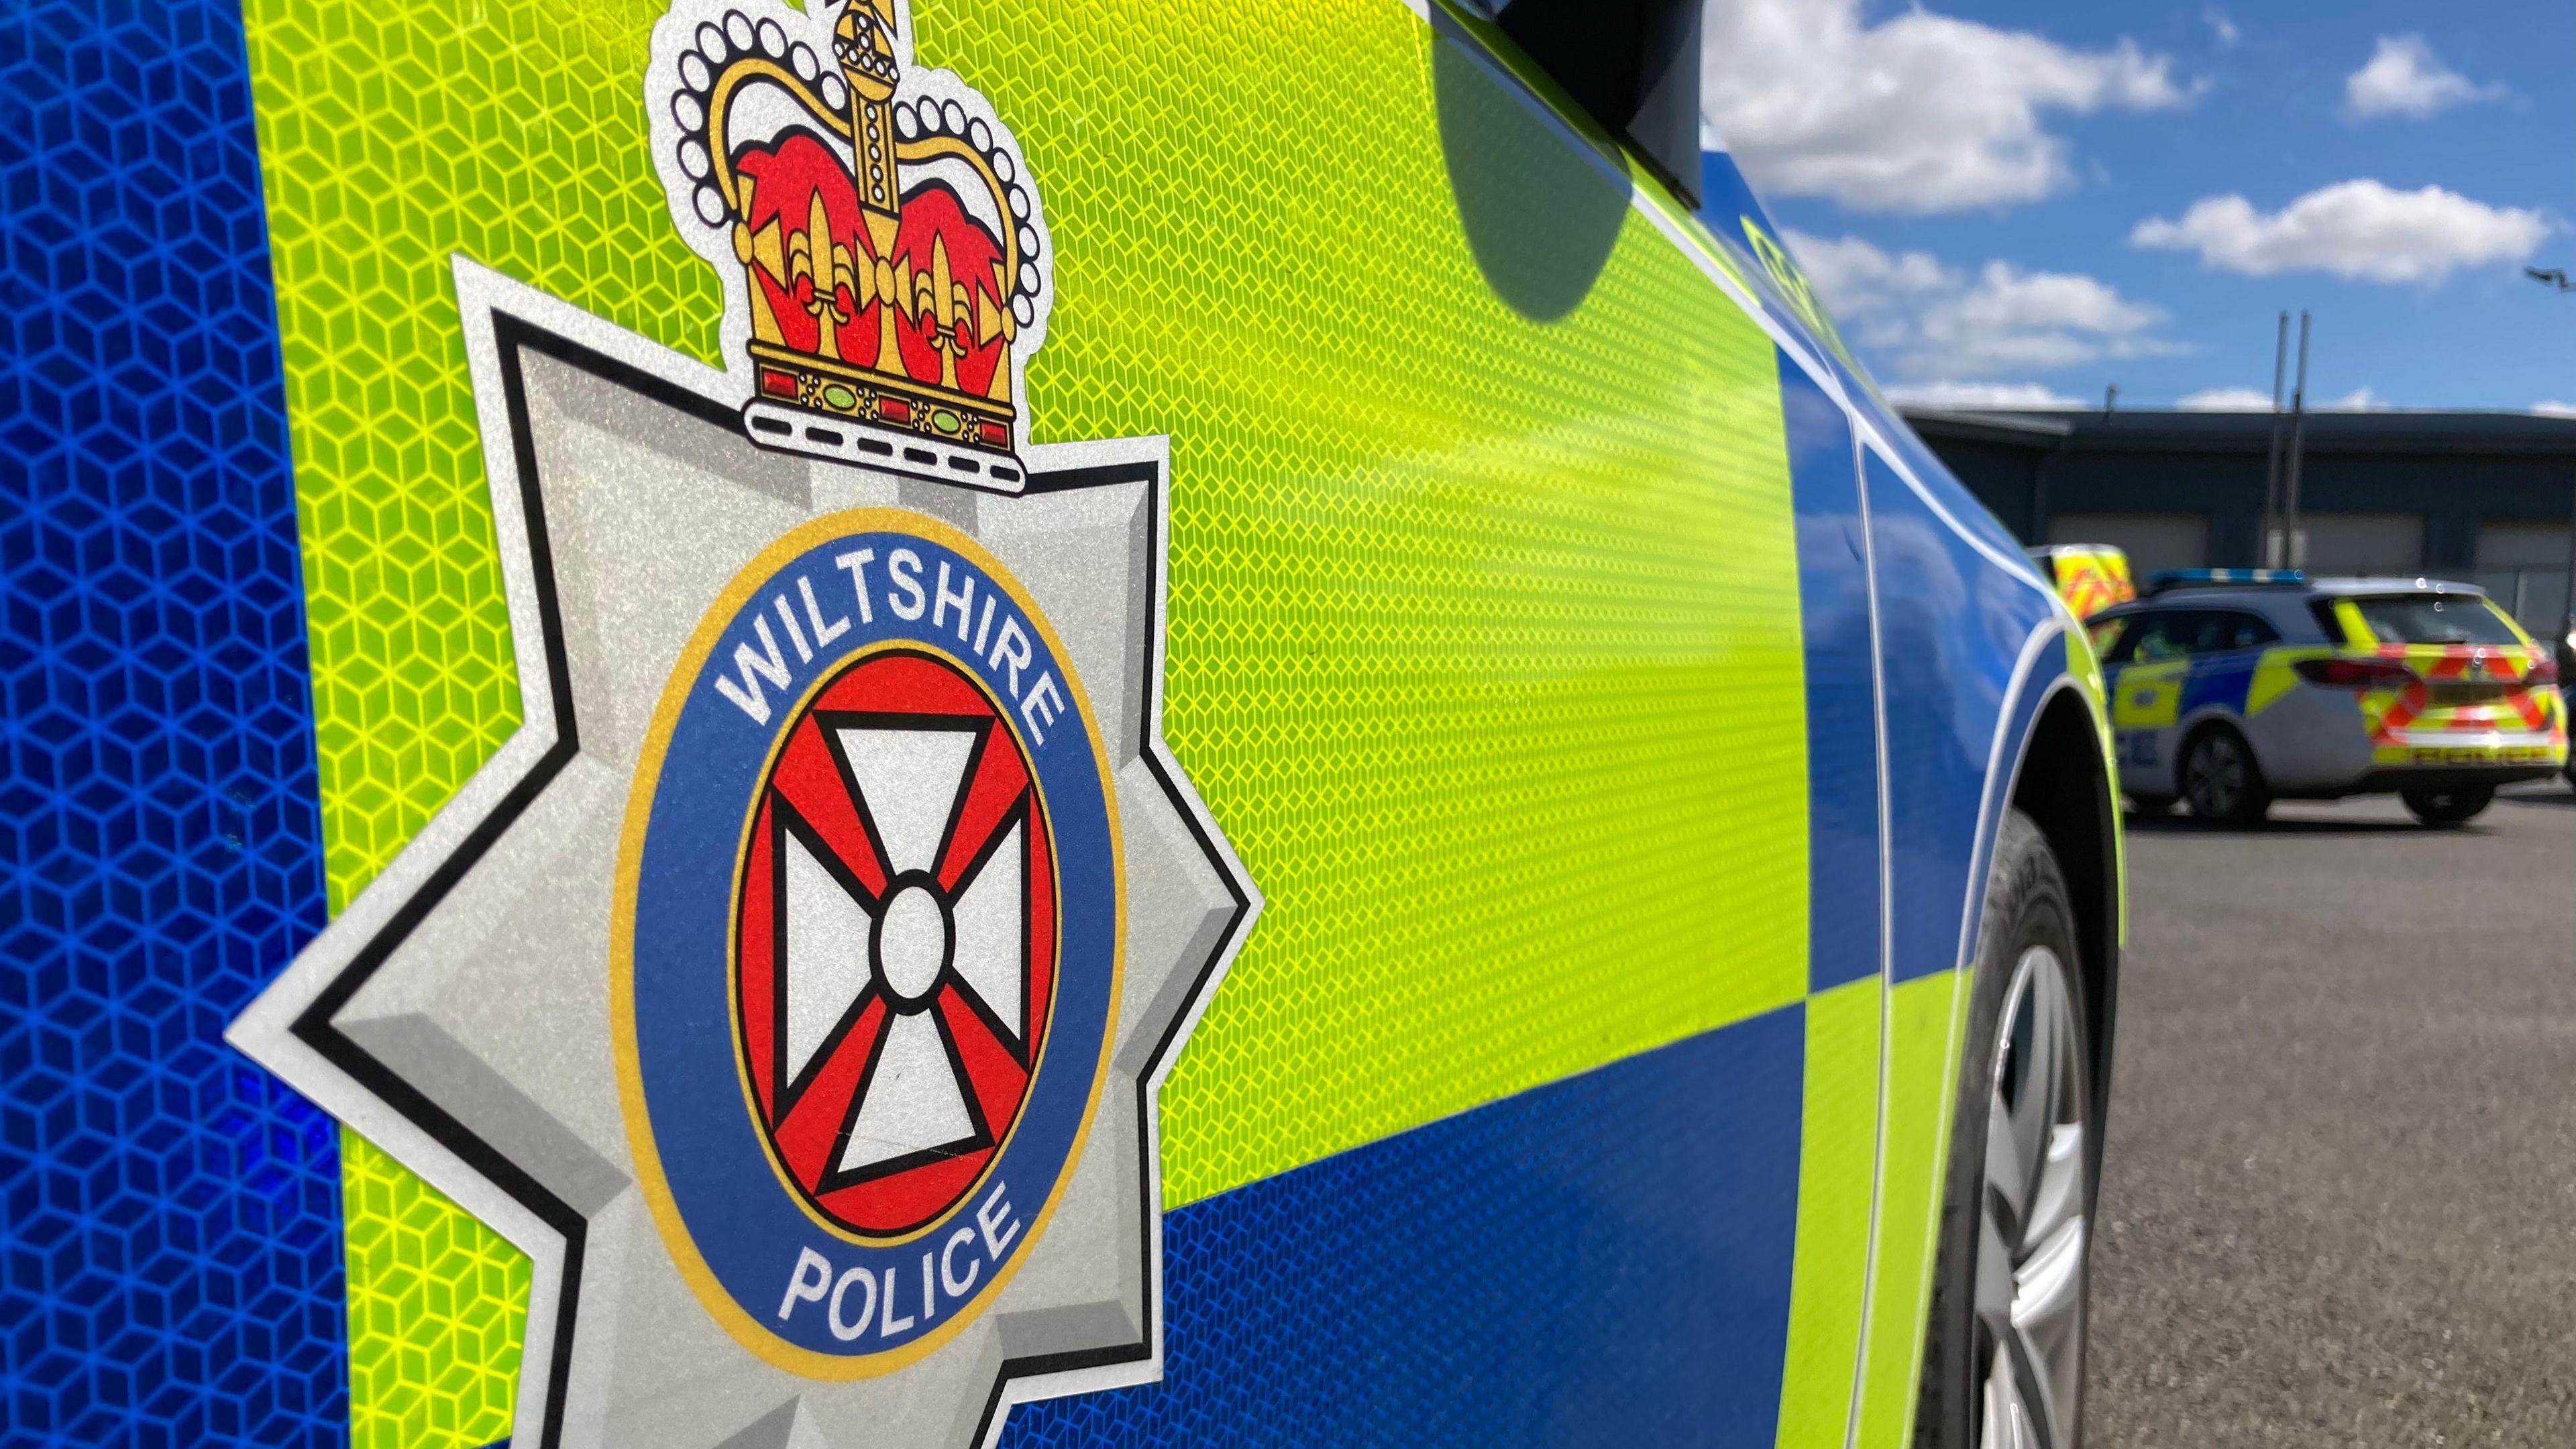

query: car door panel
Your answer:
[1769,352,1888,1448]
[1849,441,2059,1447]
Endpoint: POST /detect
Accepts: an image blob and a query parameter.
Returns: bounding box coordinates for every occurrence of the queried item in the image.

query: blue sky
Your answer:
[1701,0,2576,412]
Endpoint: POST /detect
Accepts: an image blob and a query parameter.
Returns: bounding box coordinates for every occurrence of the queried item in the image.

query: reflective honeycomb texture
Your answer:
[241,0,725,1435]
[246,0,720,916]
[1004,1008,1806,1448]
[235,0,1809,1437]
[920,2,1808,1202]
[339,1130,529,1448]
[0,0,341,1443]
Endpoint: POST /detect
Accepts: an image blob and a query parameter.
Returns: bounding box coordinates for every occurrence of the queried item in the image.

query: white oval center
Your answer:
[875,883,947,1004]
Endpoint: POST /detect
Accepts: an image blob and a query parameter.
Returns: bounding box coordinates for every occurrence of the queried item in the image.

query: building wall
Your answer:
[1921,421,2576,578]
[1925,437,2047,540]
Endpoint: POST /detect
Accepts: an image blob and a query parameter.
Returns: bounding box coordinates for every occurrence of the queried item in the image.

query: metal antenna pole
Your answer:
[2282,310,2312,570]
[2263,311,2288,566]
[2522,266,2576,649]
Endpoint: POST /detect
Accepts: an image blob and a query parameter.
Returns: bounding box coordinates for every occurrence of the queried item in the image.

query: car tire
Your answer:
[1915,810,2096,1449]
[2180,724,2269,825]
[2400,782,2494,826]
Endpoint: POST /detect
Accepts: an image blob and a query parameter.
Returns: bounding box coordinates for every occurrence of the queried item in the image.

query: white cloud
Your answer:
[2204,7,2239,48]
[2534,400,2576,417]
[1918,263,2171,372]
[2344,35,2504,120]
[1884,381,2084,409]
[2131,180,2549,283]
[1788,229,2177,379]
[2179,386,2275,411]
[1703,0,2192,214]
[1780,230,1956,317]
[2179,384,2390,411]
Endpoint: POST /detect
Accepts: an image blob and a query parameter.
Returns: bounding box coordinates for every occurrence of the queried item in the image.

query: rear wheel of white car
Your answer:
[2400,782,2493,826]
[2180,725,2268,825]
[1917,811,2096,1449]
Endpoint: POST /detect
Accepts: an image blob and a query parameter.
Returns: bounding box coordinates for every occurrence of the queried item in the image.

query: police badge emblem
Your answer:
[227,2,1256,1444]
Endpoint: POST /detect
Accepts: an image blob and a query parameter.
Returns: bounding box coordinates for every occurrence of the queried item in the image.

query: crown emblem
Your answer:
[651,0,1050,491]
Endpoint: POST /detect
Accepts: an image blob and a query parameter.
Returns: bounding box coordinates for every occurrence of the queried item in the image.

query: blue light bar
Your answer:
[2145,568,2306,592]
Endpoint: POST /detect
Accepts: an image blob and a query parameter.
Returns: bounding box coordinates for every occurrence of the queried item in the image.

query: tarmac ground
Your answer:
[2087,780,2576,1446]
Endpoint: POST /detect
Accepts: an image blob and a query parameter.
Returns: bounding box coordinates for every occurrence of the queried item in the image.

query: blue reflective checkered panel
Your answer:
[1867,446,2051,981]
[0,0,342,1443]
[1778,351,1884,994]
[1002,1008,1804,1449]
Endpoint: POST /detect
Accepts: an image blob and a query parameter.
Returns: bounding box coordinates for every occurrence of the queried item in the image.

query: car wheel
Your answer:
[1916,812,2095,1449]
[2180,725,2268,825]
[2400,782,2493,826]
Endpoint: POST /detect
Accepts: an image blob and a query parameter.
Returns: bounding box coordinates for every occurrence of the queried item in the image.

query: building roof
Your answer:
[1897,408,2074,445]
[1902,407,2576,458]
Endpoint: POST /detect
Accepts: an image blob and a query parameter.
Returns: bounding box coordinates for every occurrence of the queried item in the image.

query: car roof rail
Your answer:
[2143,568,2306,595]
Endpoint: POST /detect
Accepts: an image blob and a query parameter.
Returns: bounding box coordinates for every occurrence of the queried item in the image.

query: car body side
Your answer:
[0,1,2121,1446]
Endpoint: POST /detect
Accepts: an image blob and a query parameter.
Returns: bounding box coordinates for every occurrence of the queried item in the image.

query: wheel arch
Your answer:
[2004,681,2123,1161]
[2173,706,2255,771]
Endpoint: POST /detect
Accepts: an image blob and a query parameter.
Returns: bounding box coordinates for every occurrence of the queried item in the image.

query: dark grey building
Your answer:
[1904,407,2576,632]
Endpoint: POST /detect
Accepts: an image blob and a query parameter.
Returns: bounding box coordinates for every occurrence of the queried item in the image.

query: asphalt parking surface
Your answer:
[2086,782,2576,1446]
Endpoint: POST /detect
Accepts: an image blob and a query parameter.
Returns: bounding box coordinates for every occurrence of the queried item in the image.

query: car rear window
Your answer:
[2338,594,2525,646]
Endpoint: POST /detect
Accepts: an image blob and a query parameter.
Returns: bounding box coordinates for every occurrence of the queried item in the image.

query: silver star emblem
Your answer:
[229,258,1256,1449]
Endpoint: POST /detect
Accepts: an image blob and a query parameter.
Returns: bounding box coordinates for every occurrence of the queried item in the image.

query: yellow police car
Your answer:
[2093,572,2567,826]
[2030,543,2139,622]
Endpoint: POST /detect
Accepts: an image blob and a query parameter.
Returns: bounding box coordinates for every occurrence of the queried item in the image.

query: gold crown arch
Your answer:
[681,0,1043,485]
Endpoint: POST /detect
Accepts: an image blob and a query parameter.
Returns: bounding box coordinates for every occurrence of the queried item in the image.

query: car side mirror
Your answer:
[1493,0,1703,205]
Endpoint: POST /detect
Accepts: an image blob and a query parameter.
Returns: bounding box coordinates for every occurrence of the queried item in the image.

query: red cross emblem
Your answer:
[733,649,1057,1236]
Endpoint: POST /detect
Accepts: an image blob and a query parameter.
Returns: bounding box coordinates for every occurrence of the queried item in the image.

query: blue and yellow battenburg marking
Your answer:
[1,0,2110,1444]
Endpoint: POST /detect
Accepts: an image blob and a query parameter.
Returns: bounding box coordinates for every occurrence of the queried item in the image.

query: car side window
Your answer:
[2206,610,2280,653]
[2107,610,2192,664]
[2088,616,2129,660]
[2106,608,2275,663]
[2236,612,2281,649]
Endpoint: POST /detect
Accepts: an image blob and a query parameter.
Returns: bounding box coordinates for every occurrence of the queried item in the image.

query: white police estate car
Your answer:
[2092,572,2568,826]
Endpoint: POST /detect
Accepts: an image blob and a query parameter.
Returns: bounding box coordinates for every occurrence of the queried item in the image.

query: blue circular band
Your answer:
[628,526,1114,1358]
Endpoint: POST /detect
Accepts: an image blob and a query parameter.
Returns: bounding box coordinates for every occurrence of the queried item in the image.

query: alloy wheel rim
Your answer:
[2188,737,2243,816]
[1974,945,2090,1449]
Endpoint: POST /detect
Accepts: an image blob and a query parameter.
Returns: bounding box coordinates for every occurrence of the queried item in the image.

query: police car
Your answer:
[2030,543,2139,621]
[9,3,2123,1448]
[2092,572,2567,826]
